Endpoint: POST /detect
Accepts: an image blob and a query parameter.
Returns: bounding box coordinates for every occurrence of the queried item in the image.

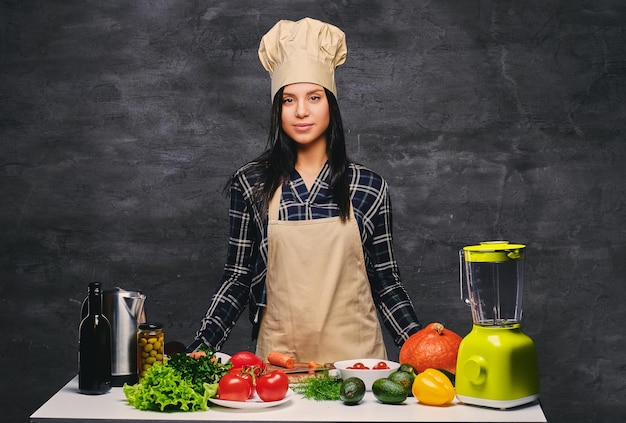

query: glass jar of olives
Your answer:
[137,322,164,380]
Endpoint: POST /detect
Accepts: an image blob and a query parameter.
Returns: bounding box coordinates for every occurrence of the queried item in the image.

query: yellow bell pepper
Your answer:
[412,368,455,406]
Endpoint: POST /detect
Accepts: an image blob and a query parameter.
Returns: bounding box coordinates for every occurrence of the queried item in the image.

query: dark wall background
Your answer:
[2,1,625,422]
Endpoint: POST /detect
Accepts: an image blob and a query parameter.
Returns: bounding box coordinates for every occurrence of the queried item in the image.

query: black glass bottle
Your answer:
[78,282,112,394]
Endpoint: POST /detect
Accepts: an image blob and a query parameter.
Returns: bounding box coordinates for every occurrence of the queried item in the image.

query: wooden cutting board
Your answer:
[265,361,335,373]
[265,362,335,384]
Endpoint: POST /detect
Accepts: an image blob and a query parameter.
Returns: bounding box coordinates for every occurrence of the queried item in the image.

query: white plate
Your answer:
[215,352,231,363]
[209,388,294,409]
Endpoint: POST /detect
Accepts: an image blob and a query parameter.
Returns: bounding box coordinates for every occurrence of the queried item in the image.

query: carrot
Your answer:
[267,351,295,369]
[187,351,206,360]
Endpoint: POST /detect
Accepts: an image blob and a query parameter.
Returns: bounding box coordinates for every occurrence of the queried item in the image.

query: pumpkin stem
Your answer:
[434,322,445,334]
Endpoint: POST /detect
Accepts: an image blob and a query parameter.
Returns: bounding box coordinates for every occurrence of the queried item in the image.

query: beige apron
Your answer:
[256,187,386,363]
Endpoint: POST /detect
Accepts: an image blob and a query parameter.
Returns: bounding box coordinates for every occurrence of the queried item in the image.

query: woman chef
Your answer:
[188,18,421,363]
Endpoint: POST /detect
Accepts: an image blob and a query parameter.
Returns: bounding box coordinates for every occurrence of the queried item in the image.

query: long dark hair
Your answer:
[251,86,351,221]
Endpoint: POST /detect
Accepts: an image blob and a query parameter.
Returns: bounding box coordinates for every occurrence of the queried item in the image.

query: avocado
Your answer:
[372,378,407,404]
[340,377,366,405]
[399,363,417,376]
[388,370,415,396]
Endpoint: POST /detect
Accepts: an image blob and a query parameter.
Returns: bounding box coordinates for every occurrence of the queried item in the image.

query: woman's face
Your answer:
[281,83,330,149]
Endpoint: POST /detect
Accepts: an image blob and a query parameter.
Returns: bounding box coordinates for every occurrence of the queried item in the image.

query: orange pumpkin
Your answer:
[399,322,462,374]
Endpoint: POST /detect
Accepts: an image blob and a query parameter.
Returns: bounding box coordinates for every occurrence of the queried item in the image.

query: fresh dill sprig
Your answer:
[292,370,342,401]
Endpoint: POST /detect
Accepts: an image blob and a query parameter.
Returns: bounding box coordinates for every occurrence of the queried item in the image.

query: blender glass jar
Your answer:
[460,241,525,326]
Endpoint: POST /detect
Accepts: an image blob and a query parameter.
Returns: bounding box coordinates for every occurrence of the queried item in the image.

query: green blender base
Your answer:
[455,324,540,409]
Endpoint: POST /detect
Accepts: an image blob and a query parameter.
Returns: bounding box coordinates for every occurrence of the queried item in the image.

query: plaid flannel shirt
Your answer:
[189,161,421,352]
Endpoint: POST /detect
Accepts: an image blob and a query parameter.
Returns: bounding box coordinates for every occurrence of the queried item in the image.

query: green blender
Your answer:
[456,241,540,409]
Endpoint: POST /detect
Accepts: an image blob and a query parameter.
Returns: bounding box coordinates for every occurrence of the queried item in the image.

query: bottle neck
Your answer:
[88,283,103,316]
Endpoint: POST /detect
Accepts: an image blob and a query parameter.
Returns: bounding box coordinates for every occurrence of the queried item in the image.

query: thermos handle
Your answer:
[459,249,471,306]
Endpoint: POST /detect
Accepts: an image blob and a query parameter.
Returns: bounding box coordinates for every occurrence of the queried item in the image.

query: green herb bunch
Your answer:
[168,348,231,392]
[292,371,343,401]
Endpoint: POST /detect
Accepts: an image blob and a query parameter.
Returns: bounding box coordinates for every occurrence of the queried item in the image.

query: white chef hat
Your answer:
[258,17,347,99]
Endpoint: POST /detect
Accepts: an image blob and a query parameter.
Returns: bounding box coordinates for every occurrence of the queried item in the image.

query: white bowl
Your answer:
[333,358,400,391]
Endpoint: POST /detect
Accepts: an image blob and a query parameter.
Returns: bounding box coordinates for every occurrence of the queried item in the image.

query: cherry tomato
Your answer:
[347,362,369,369]
[373,361,390,369]
[229,351,266,371]
[256,370,289,402]
[217,373,252,402]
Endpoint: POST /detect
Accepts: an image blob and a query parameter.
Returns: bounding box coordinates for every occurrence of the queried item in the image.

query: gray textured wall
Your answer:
[2,1,625,422]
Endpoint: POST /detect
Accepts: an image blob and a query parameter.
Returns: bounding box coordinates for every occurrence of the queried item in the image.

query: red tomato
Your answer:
[256,370,289,402]
[373,361,390,369]
[347,362,369,370]
[229,351,266,371]
[228,367,256,398]
[217,373,252,402]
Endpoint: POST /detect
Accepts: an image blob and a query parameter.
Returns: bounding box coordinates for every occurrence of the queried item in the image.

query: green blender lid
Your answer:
[463,241,525,262]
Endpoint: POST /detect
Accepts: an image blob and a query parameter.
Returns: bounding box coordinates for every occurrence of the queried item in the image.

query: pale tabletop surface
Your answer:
[30,376,547,423]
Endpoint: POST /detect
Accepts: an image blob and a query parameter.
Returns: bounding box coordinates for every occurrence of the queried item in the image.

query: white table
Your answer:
[30,377,547,422]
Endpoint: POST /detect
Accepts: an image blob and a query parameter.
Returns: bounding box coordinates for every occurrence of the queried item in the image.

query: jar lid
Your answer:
[138,322,163,330]
[462,241,526,262]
